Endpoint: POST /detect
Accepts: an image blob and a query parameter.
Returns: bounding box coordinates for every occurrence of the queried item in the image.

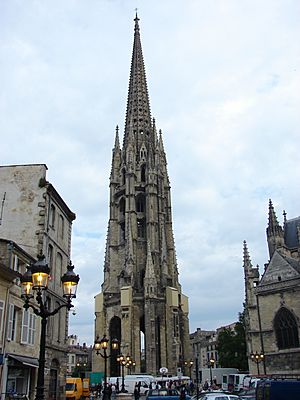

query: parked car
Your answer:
[192,391,241,400]
[193,393,240,400]
[146,389,191,400]
[238,388,256,400]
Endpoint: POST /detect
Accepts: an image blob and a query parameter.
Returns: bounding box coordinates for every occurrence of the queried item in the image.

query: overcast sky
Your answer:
[1,0,300,346]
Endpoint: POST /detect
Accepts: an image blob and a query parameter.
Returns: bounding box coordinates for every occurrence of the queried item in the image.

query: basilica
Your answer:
[93,15,190,376]
[244,200,300,374]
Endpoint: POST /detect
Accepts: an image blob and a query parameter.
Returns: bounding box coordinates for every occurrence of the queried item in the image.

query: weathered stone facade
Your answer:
[243,200,300,375]
[94,16,190,376]
[0,164,76,399]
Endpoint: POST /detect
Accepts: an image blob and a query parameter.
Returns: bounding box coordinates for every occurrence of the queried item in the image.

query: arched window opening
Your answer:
[136,195,145,213]
[119,198,125,219]
[121,168,126,186]
[56,252,63,288]
[56,301,61,343]
[48,245,53,271]
[274,307,299,349]
[140,269,145,288]
[50,204,56,229]
[141,165,146,183]
[137,219,146,239]
[140,316,145,372]
[59,215,64,238]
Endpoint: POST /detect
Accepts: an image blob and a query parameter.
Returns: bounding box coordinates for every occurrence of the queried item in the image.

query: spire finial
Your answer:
[243,240,253,269]
[124,11,152,147]
[283,210,287,225]
[114,125,120,149]
[267,199,280,231]
[134,9,140,29]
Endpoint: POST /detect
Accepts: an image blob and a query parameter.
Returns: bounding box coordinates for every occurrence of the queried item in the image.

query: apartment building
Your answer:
[0,164,76,400]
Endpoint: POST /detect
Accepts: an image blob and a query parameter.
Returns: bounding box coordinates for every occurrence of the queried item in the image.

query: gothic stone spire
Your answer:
[124,14,152,148]
[266,199,284,257]
[95,15,190,377]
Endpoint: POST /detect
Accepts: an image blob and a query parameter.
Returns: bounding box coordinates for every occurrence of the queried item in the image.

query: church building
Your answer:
[93,16,190,376]
[243,200,300,374]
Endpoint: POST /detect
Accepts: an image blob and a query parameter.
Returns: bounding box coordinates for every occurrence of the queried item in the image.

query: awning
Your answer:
[8,354,39,368]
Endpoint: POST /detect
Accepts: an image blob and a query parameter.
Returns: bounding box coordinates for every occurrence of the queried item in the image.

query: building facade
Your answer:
[244,200,300,375]
[94,16,190,376]
[0,164,76,399]
[67,335,92,377]
[0,239,39,399]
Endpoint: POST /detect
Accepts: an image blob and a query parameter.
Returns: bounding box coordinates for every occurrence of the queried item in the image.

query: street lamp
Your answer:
[184,359,194,379]
[126,355,136,375]
[117,354,127,392]
[250,351,264,375]
[94,335,119,398]
[208,358,215,386]
[21,254,79,400]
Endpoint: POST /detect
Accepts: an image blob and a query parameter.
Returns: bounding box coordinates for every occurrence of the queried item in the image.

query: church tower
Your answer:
[94,15,190,376]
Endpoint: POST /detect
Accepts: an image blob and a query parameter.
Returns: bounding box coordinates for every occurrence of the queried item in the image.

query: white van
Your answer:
[124,380,151,394]
[125,375,156,384]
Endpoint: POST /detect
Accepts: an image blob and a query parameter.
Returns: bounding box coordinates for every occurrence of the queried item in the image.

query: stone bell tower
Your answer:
[94,15,190,376]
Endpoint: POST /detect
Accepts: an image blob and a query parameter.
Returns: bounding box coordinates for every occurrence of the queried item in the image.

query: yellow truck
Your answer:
[66,377,90,400]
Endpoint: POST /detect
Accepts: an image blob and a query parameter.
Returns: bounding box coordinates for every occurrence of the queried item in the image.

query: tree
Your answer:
[217,311,249,371]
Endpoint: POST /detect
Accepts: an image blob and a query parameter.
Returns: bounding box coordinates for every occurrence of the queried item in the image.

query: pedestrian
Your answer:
[203,380,209,391]
[179,388,186,400]
[111,384,116,400]
[137,381,141,393]
[189,381,195,395]
[134,385,140,400]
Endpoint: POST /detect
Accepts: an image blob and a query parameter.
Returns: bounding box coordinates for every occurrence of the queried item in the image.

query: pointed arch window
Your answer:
[121,168,126,186]
[274,307,299,349]
[141,164,146,183]
[137,219,146,239]
[136,194,145,213]
[119,198,125,220]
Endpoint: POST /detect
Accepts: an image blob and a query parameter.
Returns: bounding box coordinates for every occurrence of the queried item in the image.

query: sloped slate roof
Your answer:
[281,253,300,274]
[284,217,300,248]
[260,250,300,286]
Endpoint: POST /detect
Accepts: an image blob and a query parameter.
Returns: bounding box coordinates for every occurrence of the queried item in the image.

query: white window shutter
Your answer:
[21,309,29,343]
[7,304,14,340]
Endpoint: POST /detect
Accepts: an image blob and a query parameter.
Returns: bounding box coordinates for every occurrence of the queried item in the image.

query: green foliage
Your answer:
[216,311,249,371]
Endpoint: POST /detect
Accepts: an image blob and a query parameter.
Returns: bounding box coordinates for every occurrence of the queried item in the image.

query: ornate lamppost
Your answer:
[208,358,215,386]
[117,354,127,392]
[21,254,80,400]
[126,355,136,375]
[250,351,264,375]
[94,335,119,399]
[184,359,194,379]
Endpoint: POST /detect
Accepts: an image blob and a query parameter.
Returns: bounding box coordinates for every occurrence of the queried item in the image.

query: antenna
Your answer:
[0,192,6,226]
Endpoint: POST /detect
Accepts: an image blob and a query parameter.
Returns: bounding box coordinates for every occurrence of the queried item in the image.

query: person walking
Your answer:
[134,385,140,400]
